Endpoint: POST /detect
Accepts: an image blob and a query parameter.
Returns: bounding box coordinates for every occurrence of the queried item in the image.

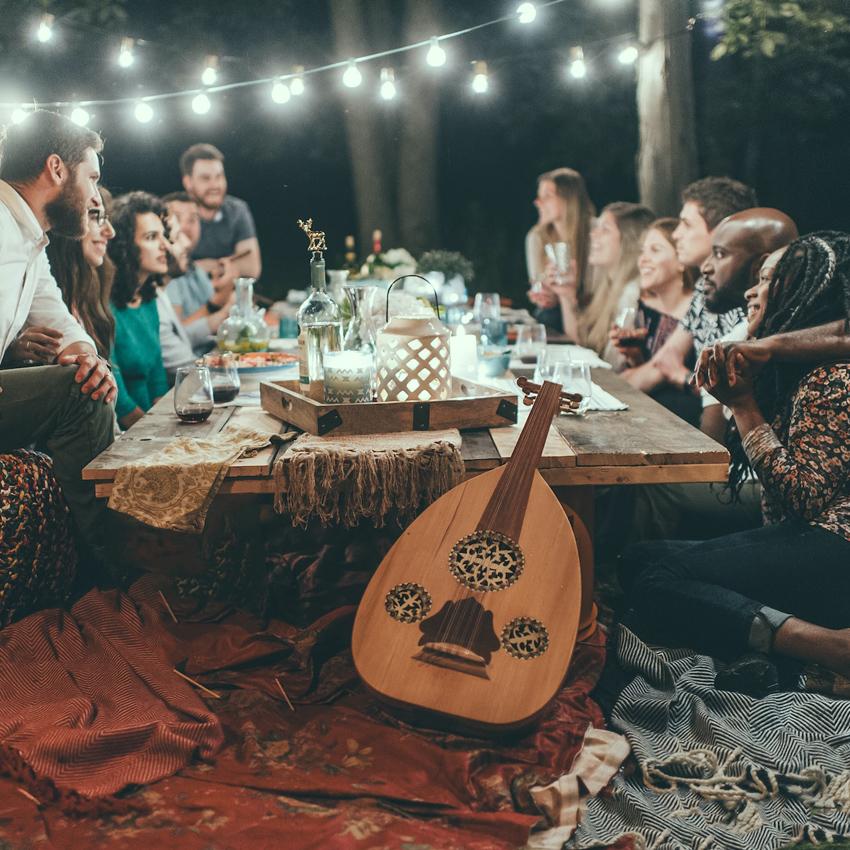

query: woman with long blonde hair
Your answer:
[526,167,595,330]
[556,202,654,361]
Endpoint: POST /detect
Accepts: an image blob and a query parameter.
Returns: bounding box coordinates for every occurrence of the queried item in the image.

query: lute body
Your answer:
[352,381,582,733]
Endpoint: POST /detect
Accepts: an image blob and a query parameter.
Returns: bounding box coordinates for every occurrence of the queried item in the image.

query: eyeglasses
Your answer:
[88,208,110,227]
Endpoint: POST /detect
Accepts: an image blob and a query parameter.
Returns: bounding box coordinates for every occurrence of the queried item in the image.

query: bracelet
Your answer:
[206,299,223,314]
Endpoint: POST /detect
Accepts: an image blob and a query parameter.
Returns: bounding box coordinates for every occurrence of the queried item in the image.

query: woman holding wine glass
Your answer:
[107,192,170,430]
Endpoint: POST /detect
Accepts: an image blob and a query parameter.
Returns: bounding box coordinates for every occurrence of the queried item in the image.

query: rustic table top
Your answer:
[83,368,728,498]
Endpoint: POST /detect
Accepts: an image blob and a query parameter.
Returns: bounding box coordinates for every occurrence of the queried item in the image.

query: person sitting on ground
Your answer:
[636,177,758,396]
[179,143,261,279]
[162,191,233,357]
[526,167,595,332]
[554,202,654,364]
[46,188,116,359]
[0,109,117,580]
[625,232,850,680]
[610,217,699,423]
[108,191,169,430]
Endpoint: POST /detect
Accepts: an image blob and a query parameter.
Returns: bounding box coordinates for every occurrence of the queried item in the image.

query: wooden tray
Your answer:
[260,377,518,436]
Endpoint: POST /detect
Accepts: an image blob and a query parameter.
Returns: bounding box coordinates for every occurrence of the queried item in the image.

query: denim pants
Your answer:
[623,521,850,659]
[0,364,115,570]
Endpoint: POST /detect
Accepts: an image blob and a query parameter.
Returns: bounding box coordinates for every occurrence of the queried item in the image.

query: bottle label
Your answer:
[297,330,309,385]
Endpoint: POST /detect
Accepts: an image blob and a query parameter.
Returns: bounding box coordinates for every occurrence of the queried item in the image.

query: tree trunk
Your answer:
[636,0,698,216]
[329,0,397,251]
[397,0,441,255]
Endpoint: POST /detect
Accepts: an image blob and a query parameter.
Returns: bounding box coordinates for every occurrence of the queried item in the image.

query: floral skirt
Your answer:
[0,450,77,627]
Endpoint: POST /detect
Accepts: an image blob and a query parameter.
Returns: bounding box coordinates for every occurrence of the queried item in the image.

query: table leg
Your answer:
[553,485,598,641]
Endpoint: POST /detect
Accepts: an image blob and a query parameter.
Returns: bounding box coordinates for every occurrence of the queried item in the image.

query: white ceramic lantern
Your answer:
[375,276,451,402]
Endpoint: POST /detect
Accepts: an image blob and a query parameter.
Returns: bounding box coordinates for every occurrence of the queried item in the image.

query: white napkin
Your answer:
[587,382,628,411]
[509,343,612,372]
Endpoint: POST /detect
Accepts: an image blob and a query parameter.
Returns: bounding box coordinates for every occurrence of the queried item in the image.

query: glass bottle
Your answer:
[216,277,270,353]
[296,248,342,391]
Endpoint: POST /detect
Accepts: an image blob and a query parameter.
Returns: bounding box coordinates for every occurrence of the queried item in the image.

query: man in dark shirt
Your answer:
[179,143,261,279]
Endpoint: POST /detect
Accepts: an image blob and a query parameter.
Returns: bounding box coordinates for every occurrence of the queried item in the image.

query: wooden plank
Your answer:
[84,437,173,480]
[489,420,576,468]
[121,406,234,440]
[554,369,728,467]
[224,407,296,477]
[539,462,729,487]
[460,428,500,471]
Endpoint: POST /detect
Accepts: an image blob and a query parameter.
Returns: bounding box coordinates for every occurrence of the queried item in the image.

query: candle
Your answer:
[449,326,478,379]
[323,350,373,403]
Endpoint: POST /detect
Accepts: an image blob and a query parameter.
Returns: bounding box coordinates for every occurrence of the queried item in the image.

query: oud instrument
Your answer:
[352,380,582,732]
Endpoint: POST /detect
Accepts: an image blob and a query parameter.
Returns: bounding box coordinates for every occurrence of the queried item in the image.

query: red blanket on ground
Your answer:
[0,574,609,849]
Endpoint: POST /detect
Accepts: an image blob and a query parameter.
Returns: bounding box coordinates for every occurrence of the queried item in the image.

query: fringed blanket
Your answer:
[572,626,850,850]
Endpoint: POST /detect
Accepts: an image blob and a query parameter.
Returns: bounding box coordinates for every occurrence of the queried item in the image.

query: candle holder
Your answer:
[323,350,373,404]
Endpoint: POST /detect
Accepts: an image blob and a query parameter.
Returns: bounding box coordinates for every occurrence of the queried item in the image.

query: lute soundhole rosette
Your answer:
[448,530,525,592]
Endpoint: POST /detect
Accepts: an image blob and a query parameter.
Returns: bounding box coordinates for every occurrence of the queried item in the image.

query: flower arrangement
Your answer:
[417,250,475,283]
[360,247,417,281]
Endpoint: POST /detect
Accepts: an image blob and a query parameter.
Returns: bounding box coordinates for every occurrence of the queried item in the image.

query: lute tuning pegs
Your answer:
[516,376,583,413]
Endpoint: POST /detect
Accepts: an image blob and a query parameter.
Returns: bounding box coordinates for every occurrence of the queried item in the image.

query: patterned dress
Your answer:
[743,362,850,542]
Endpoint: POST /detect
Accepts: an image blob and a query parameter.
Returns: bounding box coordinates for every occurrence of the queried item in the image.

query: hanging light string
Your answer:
[2,5,704,112]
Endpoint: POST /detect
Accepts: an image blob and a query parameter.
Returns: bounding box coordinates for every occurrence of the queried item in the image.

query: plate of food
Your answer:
[206,350,298,373]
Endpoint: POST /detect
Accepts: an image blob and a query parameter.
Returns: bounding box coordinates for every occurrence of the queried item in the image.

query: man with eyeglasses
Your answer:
[0,109,117,584]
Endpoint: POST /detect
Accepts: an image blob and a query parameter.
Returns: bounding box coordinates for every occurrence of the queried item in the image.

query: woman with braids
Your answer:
[626,232,850,676]
[107,191,169,430]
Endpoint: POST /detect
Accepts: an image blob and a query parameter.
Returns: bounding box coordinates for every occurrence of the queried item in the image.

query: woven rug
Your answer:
[571,626,850,850]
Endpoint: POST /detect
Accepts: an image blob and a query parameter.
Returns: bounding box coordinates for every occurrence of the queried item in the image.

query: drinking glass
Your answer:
[208,354,241,404]
[534,346,571,383]
[473,292,501,322]
[561,362,592,415]
[615,306,638,330]
[515,323,547,363]
[174,365,214,423]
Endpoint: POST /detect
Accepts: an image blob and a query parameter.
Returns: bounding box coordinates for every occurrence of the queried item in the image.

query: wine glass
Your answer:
[534,346,571,383]
[561,362,592,415]
[515,323,547,364]
[614,306,646,351]
[174,365,214,423]
[473,292,501,322]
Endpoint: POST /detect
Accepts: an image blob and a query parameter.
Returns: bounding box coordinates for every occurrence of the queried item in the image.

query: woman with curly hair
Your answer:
[626,232,850,677]
[107,191,169,430]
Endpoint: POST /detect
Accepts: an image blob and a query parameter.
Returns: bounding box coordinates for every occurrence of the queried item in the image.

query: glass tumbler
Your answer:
[174,365,214,423]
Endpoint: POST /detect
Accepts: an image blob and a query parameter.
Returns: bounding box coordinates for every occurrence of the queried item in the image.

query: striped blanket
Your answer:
[571,626,850,850]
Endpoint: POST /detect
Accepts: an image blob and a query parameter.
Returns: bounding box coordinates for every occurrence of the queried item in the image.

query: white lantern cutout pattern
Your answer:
[375,275,451,402]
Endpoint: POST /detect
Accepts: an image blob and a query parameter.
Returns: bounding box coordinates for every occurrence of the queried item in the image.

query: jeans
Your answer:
[624,521,850,659]
[0,364,115,571]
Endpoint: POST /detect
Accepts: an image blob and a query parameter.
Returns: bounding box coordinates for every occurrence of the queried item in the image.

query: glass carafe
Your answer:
[216,277,270,353]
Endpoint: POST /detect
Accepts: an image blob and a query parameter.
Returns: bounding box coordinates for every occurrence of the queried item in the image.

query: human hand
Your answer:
[213,256,237,291]
[528,280,558,310]
[544,258,578,291]
[694,339,772,391]
[610,325,649,367]
[56,352,117,403]
[704,354,756,407]
[650,346,692,389]
[8,326,63,364]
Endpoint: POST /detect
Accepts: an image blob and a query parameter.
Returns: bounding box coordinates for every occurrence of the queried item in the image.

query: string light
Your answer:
[379,67,396,101]
[36,13,55,44]
[191,92,211,115]
[271,78,291,104]
[290,65,305,96]
[471,61,489,94]
[117,37,135,69]
[201,55,219,86]
[11,108,29,124]
[342,60,362,88]
[426,37,447,67]
[134,101,154,123]
[517,3,537,24]
[568,46,587,79]
[617,44,639,65]
[70,106,90,126]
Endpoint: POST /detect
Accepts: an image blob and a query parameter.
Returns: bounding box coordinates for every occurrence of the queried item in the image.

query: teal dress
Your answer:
[111,298,169,420]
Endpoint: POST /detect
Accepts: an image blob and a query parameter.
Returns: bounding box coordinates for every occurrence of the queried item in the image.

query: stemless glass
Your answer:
[208,353,241,404]
[174,365,214,423]
[515,323,547,363]
[534,346,571,383]
[473,292,501,322]
[561,362,592,415]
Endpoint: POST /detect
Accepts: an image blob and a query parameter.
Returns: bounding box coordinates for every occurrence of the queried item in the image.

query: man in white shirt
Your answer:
[0,110,117,580]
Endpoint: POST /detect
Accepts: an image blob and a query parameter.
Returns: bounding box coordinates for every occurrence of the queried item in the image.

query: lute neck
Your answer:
[476,381,562,540]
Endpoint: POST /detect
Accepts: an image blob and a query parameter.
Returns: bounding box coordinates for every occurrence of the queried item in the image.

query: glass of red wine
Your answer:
[174,365,214,423]
[208,353,241,404]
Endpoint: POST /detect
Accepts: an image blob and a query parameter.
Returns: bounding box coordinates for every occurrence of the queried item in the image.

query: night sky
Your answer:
[3,0,849,303]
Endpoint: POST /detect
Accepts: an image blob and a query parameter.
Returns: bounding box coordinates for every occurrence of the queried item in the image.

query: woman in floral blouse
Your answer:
[627,233,850,676]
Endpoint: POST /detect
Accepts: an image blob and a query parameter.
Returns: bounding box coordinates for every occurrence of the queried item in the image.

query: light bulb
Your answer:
[569,47,587,79]
[271,80,291,104]
[471,60,489,94]
[342,60,362,88]
[379,67,396,101]
[191,93,211,115]
[290,65,305,95]
[426,37,446,67]
[117,37,135,68]
[36,14,54,43]
[70,106,90,126]
[134,101,153,123]
[201,55,219,86]
[618,44,638,65]
[516,2,537,23]
[11,108,28,125]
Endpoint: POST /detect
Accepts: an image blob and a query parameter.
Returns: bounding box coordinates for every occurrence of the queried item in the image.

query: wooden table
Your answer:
[84,369,728,638]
